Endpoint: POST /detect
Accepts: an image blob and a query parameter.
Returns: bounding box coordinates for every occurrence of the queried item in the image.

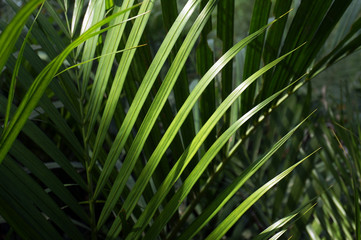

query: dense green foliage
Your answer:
[0,0,360,239]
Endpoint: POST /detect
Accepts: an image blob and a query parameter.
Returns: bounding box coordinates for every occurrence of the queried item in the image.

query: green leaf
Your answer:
[217,0,234,131]
[241,0,271,114]
[85,0,140,139]
[0,196,45,240]
[162,0,196,153]
[78,0,105,96]
[255,202,317,240]
[197,0,215,150]
[124,27,303,240]
[205,149,320,240]
[71,0,84,37]
[44,1,70,39]
[0,158,83,240]
[144,84,293,240]
[4,2,44,129]
[98,14,275,239]
[269,230,287,240]
[94,0,203,227]
[104,2,219,237]
[9,139,89,223]
[177,112,316,240]
[0,0,45,76]
[0,3,142,163]
[0,94,87,190]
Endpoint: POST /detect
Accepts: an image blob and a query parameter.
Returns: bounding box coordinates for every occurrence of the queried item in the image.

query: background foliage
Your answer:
[0,0,360,239]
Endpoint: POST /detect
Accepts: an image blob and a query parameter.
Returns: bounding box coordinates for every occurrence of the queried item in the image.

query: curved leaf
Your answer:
[205,149,320,240]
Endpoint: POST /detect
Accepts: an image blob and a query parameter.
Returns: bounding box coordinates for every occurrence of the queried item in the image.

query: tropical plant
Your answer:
[0,0,360,239]
[301,80,361,240]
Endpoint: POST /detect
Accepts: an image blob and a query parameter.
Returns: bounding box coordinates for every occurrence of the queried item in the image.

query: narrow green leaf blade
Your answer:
[197,0,215,150]
[241,0,271,114]
[177,112,315,240]
[144,85,291,239]
[10,140,88,222]
[205,149,320,240]
[4,2,44,129]
[94,0,203,228]
[124,22,297,240]
[0,0,45,75]
[71,0,84,36]
[0,158,81,240]
[217,0,234,130]
[85,0,138,138]
[0,4,141,163]
[113,0,217,222]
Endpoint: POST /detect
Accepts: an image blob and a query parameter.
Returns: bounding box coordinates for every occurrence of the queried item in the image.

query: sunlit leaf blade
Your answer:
[205,149,320,240]
[87,0,156,170]
[3,0,69,80]
[144,85,292,240]
[161,0,196,153]
[176,112,316,240]
[110,20,276,240]
[124,36,302,240]
[84,0,140,138]
[255,202,317,240]
[311,16,361,77]
[0,4,142,163]
[103,1,218,237]
[256,215,297,240]
[1,0,361,238]
[291,0,353,80]
[6,0,66,59]
[0,0,45,76]
[56,45,146,78]
[78,0,105,96]
[71,0,84,37]
[1,13,83,125]
[94,0,203,228]
[4,2,44,129]
[269,230,287,240]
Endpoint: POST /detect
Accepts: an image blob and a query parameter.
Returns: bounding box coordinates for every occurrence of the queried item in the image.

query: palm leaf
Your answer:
[1,0,361,239]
